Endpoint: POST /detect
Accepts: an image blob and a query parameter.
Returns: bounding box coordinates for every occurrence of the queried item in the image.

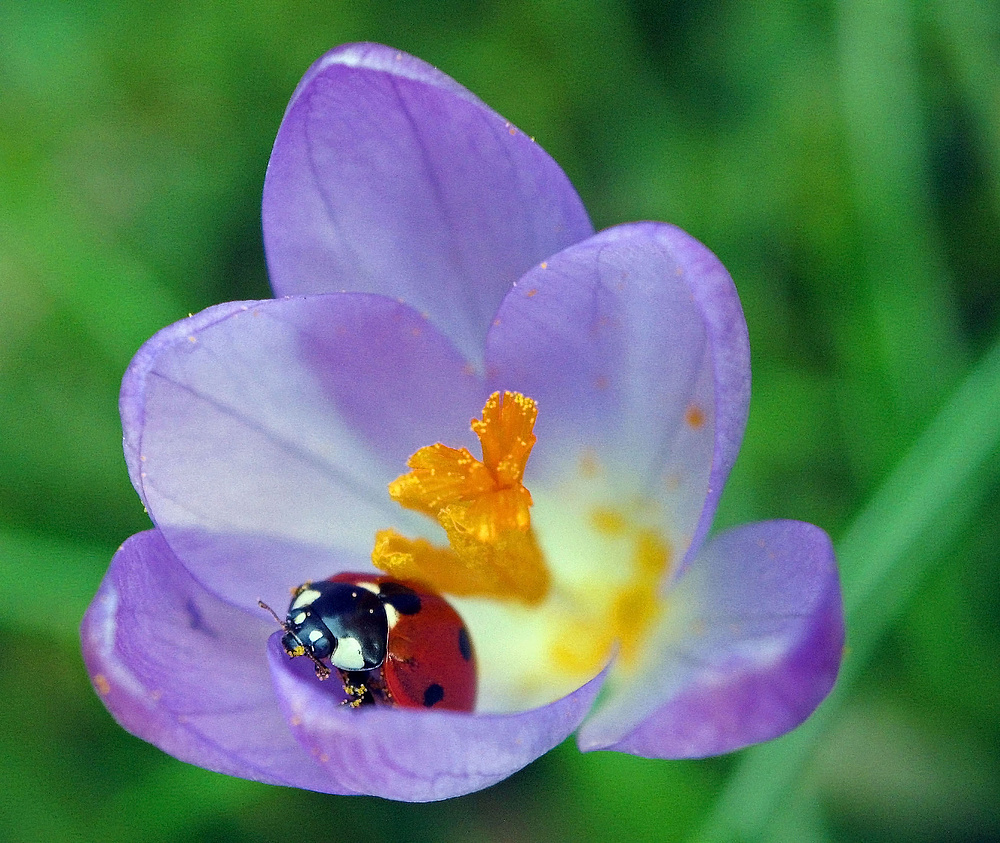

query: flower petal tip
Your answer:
[268,636,609,801]
[576,521,843,759]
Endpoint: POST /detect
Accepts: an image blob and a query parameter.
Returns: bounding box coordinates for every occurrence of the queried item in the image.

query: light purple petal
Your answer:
[576,520,843,757]
[262,42,594,363]
[283,42,481,111]
[120,294,483,609]
[80,529,342,791]
[487,222,750,563]
[267,635,607,801]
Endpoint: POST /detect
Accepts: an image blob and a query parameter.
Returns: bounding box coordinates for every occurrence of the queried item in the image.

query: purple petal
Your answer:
[262,43,594,363]
[267,636,607,801]
[80,530,343,791]
[120,295,483,609]
[487,222,750,563]
[283,42,481,110]
[576,520,843,757]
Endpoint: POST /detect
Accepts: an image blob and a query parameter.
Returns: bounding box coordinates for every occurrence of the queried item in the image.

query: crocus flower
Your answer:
[81,43,844,802]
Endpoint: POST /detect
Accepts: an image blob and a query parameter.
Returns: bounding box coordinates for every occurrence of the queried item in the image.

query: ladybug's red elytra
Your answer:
[260,573,476,711]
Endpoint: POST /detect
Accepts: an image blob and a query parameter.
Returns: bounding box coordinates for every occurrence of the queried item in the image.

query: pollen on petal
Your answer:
[613,529,670,664]
[549,514,671,674]
[685,403,705,429]
[590,507,627,536]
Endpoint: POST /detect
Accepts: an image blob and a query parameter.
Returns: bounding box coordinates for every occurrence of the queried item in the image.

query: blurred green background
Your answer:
[1,1,997,841]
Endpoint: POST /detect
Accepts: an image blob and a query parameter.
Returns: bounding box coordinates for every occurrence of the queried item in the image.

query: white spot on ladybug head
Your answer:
[308,629,325,644]
[293,612,307,625]
[383,603,400,629]
[332,636,365,671]
[290,588,321,611]
[354,581,380,595]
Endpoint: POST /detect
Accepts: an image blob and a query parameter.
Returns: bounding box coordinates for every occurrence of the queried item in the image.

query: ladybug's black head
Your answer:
[280,617,333,660]
[258,592,335,680]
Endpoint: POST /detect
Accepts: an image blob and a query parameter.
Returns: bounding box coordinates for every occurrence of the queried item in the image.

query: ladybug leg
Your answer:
[341,683,369,708]
[337,670,376,707]
[337,670,395,708]
[256,597,331,680]
[363,670,395,706]
[297,644,330,680]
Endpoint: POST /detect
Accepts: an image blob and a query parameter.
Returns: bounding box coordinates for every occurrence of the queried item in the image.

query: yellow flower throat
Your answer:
[372,391,669,675]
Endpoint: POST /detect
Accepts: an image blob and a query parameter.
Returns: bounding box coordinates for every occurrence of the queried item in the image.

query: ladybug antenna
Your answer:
[257,599,284,627]
[257,599,332,682]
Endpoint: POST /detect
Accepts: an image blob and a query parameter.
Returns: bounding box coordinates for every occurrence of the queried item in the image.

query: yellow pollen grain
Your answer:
[93,674,110,695]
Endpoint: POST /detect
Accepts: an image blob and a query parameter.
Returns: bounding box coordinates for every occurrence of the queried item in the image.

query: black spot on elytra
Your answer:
[458,626,473,661]
[378,582,422,615]
[423,683,445,707]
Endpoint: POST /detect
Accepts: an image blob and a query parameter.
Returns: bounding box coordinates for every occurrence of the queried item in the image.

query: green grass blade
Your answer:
[694,334,1000,842]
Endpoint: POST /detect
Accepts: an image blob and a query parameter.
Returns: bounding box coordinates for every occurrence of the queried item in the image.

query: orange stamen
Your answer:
[375,392,549,604]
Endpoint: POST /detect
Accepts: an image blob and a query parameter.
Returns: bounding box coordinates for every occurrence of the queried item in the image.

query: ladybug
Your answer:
[260,573,476,711]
